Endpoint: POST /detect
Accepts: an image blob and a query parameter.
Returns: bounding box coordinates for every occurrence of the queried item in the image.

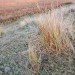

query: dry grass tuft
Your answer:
[36,10,75,54]
[27,45,38,64]
[27,45,40,73]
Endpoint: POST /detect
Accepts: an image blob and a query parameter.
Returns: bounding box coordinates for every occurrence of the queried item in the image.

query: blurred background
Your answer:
[0,0,75,23]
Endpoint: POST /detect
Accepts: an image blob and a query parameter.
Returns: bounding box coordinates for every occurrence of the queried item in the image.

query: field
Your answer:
[0,2,75,75]
[0,0,75,23]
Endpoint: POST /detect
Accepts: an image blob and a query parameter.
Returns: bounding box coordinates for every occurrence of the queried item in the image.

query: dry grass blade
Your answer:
[27,45,40,73]
[27,45,38,65]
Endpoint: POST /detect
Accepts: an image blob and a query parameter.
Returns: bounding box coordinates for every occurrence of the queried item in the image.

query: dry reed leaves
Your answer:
[36,9,75,54]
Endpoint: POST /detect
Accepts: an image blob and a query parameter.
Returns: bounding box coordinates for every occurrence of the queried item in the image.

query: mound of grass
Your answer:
[36,9,75,54]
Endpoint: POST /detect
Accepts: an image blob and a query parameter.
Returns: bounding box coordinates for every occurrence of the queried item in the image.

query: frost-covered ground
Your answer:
[0,4,75,75]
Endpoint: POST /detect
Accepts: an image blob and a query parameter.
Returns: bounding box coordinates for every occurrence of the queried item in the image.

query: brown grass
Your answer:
[27,45,40,73]
[27,45,38,64]
[36,9,75,54]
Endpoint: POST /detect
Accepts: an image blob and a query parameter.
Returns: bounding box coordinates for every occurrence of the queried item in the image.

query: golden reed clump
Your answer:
[36,9,75,54]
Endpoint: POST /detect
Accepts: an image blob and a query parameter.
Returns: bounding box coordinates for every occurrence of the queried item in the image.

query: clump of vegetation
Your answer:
[36,9,75,54]
[28,45,38,65]
[27,45,40,73]
[27,7,75,75]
